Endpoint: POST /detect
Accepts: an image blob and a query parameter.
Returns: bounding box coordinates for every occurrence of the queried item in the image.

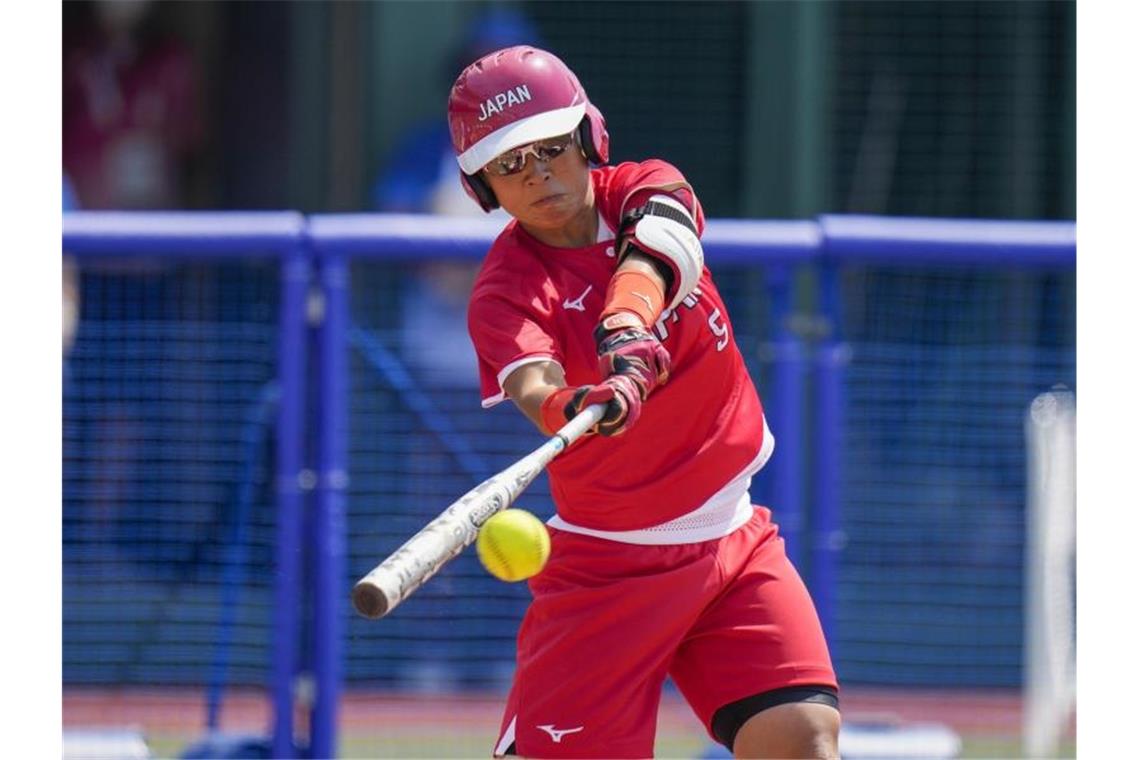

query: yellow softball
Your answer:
[476,509,551,582]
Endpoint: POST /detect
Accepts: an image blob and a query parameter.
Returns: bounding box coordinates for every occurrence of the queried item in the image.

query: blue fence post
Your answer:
[766,264,805,568]
[812,261,848,653]
[273,248,309,759]
[311,252,348,759]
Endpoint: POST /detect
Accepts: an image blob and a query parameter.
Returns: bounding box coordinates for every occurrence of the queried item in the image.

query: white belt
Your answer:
[548,418,774,545]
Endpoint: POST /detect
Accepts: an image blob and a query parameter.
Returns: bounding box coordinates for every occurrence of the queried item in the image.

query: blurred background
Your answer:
[62,0,1074,218]
[62,1,1075,759]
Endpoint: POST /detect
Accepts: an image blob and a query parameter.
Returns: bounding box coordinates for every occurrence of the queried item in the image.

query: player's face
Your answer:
[482,133,594,238]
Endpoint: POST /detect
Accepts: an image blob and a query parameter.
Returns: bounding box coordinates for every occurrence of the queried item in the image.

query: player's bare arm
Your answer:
[503,359,566,430]
[615,248,669,287]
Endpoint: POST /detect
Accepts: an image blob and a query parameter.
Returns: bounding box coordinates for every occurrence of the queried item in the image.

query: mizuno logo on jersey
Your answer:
[562,284,592,312]
[478,85,532,121]
[536,724,584,743]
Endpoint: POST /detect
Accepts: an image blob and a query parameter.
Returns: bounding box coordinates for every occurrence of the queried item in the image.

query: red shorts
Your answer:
[493,507,837,758]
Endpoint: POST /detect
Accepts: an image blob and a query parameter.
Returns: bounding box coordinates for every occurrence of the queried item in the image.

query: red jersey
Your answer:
[468,160,767,531]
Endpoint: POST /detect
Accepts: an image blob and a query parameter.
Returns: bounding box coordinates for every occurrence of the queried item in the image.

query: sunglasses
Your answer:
[483,132,576,177]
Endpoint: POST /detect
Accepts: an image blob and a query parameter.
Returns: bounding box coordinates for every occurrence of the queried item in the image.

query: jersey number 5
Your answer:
[707,308,729,351]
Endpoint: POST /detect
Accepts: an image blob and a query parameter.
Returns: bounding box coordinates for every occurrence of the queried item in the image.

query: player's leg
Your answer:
[493,528,716,758]
[669,507,840,759]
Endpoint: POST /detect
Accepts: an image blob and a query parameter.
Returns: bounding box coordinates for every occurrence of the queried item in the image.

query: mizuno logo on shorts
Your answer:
[536,724,584,743]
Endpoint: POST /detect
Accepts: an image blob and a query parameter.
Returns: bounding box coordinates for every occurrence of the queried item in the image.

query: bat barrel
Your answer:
[349,404,605,620]
[351,580,391,619]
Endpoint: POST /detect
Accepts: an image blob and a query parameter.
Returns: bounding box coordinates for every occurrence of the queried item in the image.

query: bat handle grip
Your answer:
[553,402,607,446]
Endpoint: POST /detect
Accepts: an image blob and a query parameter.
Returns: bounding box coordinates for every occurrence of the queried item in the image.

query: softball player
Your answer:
[449,46,840,759]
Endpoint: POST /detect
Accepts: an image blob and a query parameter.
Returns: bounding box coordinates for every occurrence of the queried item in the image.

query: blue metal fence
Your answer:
[62,212,1075,758]
[63,212,309,759]
[815,216,1076,687]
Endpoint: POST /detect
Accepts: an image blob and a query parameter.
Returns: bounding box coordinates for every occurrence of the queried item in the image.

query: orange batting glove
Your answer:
[539,375,643,437]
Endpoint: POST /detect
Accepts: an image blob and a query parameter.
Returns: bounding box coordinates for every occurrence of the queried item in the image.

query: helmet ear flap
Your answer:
[577,105,610,165]
[461,172,499,212]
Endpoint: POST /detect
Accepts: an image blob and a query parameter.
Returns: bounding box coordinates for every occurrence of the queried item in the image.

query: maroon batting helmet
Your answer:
[447,46,609,212]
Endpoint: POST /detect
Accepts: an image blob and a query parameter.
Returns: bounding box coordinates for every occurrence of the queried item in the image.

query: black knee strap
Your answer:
[711,685,839,750]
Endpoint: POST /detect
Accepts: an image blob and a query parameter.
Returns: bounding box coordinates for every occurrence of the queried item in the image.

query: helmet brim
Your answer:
[456,103,587,175]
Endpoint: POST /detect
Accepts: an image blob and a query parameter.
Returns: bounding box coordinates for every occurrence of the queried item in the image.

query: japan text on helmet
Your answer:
[447,45,609,212]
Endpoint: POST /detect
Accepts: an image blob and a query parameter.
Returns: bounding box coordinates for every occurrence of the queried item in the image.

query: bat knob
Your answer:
[352,581,390,619]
